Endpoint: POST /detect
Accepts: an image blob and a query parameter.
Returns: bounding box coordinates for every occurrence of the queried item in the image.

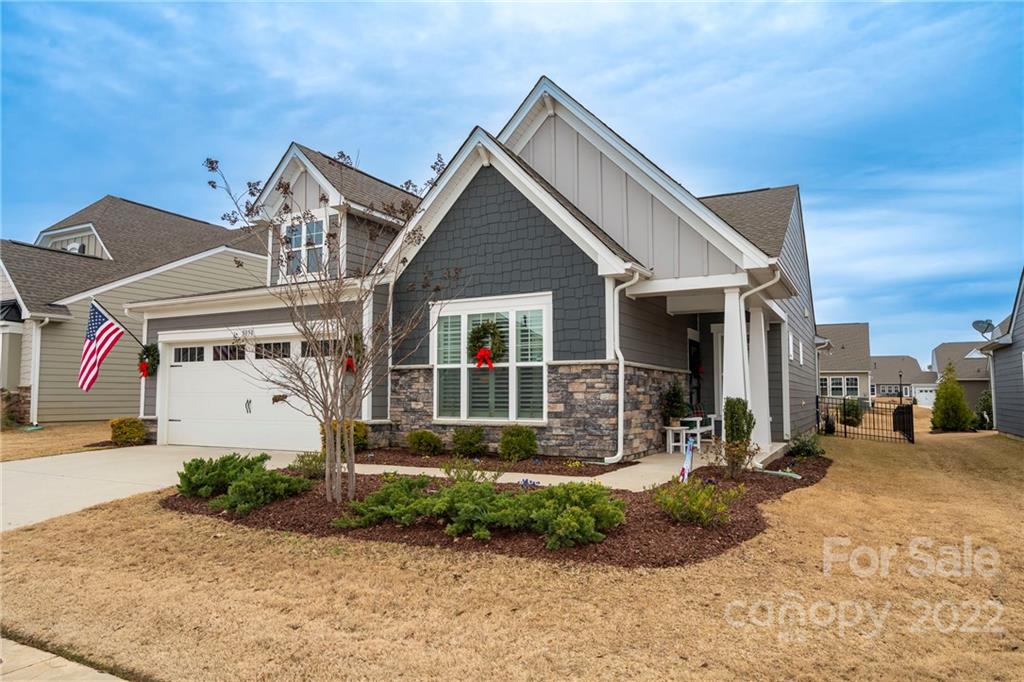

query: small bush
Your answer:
[451,426,486,457]
[441,456,502,484]
[333,474,432,528]
[178,453,270,498]
[839,399,863,427]
[407,430,443,455]
[210,468,312,515]
[709,437,757,480]
[321,419,369,454]
[499,425,537,462]
[788,431,824,457]
[110,417,147,446]
[498,482,626,549]
[932,363,974,431]
[652,478,744,527]
[291,451,325,479]
[428,480,505,540]
[724,397,755,443]
[659,380,691,425]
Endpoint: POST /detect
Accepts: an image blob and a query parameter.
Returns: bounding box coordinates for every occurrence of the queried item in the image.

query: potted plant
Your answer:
[660,380,691,427]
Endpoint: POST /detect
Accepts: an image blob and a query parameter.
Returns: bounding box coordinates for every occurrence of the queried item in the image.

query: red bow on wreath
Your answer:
[345,355,357,373]
[138,361,150,378]
[475,347,494,370]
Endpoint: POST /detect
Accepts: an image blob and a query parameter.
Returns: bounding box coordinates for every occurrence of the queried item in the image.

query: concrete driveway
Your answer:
[1,445,297,531]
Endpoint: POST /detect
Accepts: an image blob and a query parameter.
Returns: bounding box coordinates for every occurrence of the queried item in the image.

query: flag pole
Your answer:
[91,298,146,349]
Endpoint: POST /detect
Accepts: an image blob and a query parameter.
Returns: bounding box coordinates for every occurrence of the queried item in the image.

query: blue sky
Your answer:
[2,2,1021,366]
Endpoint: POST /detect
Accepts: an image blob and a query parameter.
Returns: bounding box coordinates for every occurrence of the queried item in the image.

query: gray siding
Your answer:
[992,312,1024,436]
[347,217,397,277]
[619,294,692,369]
[775,195,817,437]
[394,166,606,364]
[371,285,389,420]
[767,322,784,441]
[698,313,721,415]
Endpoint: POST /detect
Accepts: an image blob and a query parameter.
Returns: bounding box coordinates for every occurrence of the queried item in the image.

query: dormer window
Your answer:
[285,219,325,276]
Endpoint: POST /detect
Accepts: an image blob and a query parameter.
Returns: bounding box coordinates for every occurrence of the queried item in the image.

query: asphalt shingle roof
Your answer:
[817,323,871,372]
[870,355,936,385]
[698,186,798,258]
[2,195,263,317]
[932,341,989,380]
[293,143,421,212]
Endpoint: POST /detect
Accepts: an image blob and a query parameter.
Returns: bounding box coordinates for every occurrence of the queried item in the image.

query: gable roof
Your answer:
[292,143,421,211]
[817,323,871,372]
[2,196,263,318]
[932,341,989,380]
[870,355,936,385]
[699,186,798,258]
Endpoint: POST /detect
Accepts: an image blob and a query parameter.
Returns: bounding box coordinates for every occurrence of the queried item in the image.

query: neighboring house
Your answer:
[869,355,937,407]
[930,340,990,409]
[0,196,266,424]
[126,77,819,461]
[816,323,871,402]
[979,267,1024,437]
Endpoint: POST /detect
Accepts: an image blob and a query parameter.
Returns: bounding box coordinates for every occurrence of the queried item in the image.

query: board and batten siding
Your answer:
[774,196,818,437]
[520,114,738,279]
[992,297,1024,436]
[46,233,104,258]
[37,251,265,422]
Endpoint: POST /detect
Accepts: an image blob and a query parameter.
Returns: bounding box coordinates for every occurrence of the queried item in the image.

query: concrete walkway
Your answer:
[1,445,297,530]
[1,638,119,680]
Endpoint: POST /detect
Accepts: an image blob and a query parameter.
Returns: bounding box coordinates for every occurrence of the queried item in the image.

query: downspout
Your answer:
[30,317,51,426]
[604,268,644,464]
[737,268,782,399]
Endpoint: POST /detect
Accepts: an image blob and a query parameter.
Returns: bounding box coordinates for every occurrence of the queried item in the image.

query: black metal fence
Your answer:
[817,396,915,444]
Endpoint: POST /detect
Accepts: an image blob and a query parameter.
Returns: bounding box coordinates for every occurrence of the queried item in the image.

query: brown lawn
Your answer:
[0,421,112,462]
[2,433,1022,680]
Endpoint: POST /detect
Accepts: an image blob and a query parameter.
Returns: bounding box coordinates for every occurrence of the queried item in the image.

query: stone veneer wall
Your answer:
[389,362,685,459]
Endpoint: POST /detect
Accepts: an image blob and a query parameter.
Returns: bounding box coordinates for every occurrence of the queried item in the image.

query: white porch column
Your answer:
[748,306,772,449]
[721,287,747,415]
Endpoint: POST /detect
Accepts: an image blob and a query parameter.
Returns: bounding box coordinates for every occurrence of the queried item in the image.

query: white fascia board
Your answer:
[498,78,771,270]
[35,222,113,260]
[0,260,31,319]
[627,272,750,298]
[259,144,343,217]
[380,130,630,279]
[127,279,367,318]
[157,321,301,344]
[53,246,267,306]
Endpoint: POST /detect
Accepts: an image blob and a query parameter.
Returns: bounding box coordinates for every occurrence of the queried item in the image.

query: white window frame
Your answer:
[280,208,331,281]
[819,377,828,396]
[845,376,859,397]
[430,292,553,425]
[799,340,804,365]
[830,376,843,397]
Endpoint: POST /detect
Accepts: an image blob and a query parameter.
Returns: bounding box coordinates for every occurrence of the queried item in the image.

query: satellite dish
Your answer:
[972,319,994,338]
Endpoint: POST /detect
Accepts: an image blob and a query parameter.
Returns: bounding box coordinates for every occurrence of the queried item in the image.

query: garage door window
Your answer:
[255,342,291,360]
[213,345,245,361]
[174,346,204,363]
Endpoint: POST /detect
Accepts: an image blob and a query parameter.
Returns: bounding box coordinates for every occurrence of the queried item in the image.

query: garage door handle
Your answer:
[169,419,182,422]
[170,364,182,368]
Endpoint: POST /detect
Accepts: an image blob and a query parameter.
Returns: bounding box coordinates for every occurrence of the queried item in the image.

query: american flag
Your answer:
[78,301,125,392]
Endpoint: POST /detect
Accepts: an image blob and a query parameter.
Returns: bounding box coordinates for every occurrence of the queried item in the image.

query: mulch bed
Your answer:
[161,455,830,569]
[345,448,637,476]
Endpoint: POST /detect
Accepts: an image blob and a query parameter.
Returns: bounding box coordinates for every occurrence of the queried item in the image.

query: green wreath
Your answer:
[138,343,160,377]
[467,320,507,362]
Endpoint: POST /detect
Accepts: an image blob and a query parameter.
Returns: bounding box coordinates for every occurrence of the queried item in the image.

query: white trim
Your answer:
[55,246,266,305]
[429,291,553,424]
[380,128,634,278]
[35,223,113,260]
[548,358,615,366]
[277,209,331,283]
[0,260,37,321]
[498,78,772,270]
[604,278,615,360]
[624,360,689,374]
[29,318,48,425]
[157,322,299,344]
[257,143,343,215]
[626,273,749,298]
[0,321,24,334]
[361,293,372,420]
[156,340,170,444]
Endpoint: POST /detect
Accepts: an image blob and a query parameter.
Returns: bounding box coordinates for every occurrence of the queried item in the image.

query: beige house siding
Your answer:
[519,113,739,278]
[1,266,20,302]
[19,321,34,386]
[36,250,265,422]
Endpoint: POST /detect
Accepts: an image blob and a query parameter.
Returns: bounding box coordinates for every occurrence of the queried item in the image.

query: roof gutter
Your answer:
[604,264,647,464]
[30,317,50,425]
[738,267,783,399]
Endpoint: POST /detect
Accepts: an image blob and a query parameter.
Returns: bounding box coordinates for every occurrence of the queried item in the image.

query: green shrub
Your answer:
[209,468,312,515]
[109,417,147,446]
[441,456,502,484]
[651,478,745,527]
[291,451,326,479]
[451,426,486,457]
[724,397,755,443]
[932,364,974,431]
[788,431,824,457]
[975,390,994,430]
[177,453,271,498]
[321,419,369,454]
[407,430,443,455]
[659,380,691,425]
[333,474,432,528]
[427,480,505,540]
[501,482,626,549]
[498,425,537,462]
[839,399,863,427]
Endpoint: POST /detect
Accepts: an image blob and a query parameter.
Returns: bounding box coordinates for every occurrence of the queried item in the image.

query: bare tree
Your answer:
[204,153,457,502]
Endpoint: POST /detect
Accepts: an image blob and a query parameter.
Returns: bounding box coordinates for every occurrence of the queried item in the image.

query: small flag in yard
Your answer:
[78,301,125,392]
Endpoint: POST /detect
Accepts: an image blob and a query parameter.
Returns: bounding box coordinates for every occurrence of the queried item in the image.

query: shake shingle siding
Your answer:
[394,166,606,365]
[992,287,1024,437]
[775,196,817,437]
[619,295,692,368]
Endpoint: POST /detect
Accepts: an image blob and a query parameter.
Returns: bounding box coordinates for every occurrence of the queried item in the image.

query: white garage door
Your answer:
[165,341,321,451]
[914,386,936,408]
